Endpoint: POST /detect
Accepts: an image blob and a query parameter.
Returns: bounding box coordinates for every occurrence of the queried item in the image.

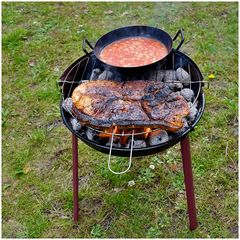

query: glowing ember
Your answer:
[98,126,161,146]
[143,127,151,139]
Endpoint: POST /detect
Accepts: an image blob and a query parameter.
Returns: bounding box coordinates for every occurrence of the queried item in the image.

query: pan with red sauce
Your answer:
[99,37,168,67]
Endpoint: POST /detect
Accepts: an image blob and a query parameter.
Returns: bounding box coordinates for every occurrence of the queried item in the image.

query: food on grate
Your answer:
[99,37,168,67]
[71,80,190,132]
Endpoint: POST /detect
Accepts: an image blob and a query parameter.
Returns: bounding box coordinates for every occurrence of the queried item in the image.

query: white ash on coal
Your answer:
[180,88,195,102]
[176,67,191,86]
[133,140,147,148]
[164,70,177,81]
[105,141,121,148]
[174,89,198,124]
[148,129,169,146]
[90,68,101,80]
[123,139,147,149]
[148,70,165,81]
[70,118,81,131]
[85,128,98,141]
[62,98,82,131]
[164,70,183,89]
[193,100,198,108]
[187,102,198,122]
[62,97,73,113]
[157,70,165,81]
[122,140,131,148]
[98,70,114,80]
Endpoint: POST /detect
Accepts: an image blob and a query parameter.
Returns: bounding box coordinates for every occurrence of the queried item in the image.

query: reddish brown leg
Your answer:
[180,135,198,230]
[72,134,79,224]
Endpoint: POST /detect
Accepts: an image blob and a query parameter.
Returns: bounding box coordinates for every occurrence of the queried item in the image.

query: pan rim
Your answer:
[94,25,173,69]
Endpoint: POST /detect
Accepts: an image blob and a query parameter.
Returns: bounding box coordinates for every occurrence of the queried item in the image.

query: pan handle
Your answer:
[82,39,94,55]
[172,29,184,51]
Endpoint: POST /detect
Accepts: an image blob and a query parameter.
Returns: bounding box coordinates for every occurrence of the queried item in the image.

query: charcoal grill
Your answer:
[58,28,207,231]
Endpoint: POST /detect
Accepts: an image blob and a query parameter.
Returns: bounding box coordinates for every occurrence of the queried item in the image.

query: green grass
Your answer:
[2,2,238,238]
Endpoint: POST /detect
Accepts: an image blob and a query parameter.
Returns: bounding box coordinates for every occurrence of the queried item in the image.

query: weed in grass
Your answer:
[2,107,11,128]
[2,219,28,238]
[29,128,46,144]
[2,28,31,50]
[138,168,155,184]
[14,148,32,176]
[90,224,106,238]
[151,155,164,165]
[146,226,162,238]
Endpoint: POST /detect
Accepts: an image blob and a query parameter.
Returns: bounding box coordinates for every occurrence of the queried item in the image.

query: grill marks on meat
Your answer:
[71,80,190,131]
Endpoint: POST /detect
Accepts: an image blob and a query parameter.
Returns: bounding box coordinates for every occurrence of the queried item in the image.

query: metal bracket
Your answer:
[173,28,184,51]
[82,39,94,56]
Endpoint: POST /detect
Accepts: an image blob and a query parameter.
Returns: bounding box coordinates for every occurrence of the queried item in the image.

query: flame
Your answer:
[148,129,163,138]
[98,126,154,144]
[119,129,133,145]
[143,127,151,138]
[98,126,120,138]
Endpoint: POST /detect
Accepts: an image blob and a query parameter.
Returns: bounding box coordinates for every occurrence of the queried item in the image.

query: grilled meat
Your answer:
[71,80,190,132]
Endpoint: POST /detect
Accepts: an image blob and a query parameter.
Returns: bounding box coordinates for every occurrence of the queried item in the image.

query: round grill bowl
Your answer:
[60,50,205,157]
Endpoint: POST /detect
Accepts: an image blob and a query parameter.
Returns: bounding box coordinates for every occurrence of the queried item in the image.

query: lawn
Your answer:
[2,2,238,238]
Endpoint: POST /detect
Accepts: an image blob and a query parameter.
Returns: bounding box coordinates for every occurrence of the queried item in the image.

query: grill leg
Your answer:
[180,135,198,230]
[72,134,79,224]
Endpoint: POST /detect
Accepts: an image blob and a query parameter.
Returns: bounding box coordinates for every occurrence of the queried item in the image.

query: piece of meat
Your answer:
[71,80,190,132]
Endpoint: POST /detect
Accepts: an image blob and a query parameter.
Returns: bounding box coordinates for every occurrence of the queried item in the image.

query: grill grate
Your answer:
[59,50,206,137]
[59,51,206,157]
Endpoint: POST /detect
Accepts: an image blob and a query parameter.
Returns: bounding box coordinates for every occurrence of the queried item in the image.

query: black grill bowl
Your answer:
[59,50,205,157]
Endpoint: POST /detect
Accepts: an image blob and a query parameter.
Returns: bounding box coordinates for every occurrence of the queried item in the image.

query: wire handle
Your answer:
[82,39,94,56]
[172,28,184,51]
[108,130,134,175]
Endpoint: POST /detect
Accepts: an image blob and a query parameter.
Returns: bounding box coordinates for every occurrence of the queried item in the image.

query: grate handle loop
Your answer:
[108,130,134,175]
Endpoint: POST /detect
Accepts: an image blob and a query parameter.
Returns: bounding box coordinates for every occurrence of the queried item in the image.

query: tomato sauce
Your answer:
[99,37,168,67]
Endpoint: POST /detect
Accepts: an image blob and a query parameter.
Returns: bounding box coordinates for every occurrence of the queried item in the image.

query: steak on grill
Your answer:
[71,80,190,132]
